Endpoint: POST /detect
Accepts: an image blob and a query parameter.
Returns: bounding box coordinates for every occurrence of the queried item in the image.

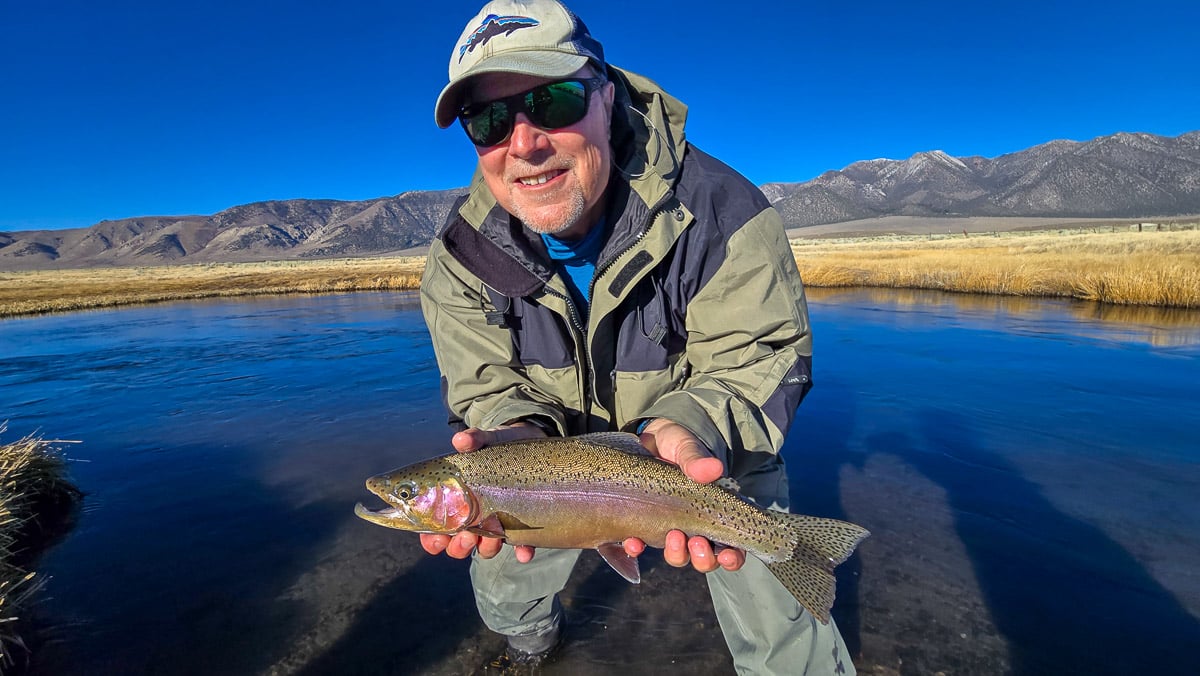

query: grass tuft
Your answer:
[0,428,81,672]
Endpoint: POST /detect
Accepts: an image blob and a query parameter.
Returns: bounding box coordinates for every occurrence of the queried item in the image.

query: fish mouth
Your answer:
[354,501,413,529]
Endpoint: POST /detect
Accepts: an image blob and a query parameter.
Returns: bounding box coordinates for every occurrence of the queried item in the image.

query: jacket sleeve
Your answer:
[420,239,568,434]
[635,205,812,470]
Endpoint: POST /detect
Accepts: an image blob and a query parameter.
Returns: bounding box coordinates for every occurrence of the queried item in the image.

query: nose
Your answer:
[507,112,550,157]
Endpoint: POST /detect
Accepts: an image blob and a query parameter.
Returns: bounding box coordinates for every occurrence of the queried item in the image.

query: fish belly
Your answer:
[469,481,758,551]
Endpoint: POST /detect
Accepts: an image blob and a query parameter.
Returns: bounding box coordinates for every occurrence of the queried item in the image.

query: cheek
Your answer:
[576,141,611,201]
[433,483,474,530]
[411,481,475,532]
[478,149,508,195]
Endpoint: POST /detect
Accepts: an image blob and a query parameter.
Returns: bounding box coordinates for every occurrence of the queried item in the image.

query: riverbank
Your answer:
[0,432,80,673]
[1,227,1197,317]
[0,257,425,318]
[793,227,1200,308]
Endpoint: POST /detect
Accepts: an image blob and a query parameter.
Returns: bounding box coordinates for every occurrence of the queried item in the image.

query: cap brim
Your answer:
[434,52,590,128]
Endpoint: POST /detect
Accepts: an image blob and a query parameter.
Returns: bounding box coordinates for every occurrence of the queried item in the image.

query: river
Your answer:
[1,289,1197,675]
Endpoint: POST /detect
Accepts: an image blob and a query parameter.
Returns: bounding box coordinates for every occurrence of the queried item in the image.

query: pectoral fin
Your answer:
[597,543,641,584]
[468,512,541,539]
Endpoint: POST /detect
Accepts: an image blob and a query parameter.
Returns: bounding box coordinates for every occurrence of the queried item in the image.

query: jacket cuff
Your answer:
[515,415,561,437]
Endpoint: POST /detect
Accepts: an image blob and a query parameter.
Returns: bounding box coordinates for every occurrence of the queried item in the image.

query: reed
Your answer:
[0,429,81,672]
[792,228,1200,308]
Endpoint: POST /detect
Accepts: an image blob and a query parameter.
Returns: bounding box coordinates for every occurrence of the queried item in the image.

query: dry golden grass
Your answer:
[793,228,1200,308]
[0,257,425,318]
[2,228,1198,317]
[0,428,81,672]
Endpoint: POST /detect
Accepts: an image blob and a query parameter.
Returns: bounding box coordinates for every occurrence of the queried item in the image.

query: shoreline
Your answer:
[2,227,1198,318]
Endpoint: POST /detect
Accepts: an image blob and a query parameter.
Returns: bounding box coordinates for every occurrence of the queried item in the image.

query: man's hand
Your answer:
[632,418,747,573]
[418,421,547,563]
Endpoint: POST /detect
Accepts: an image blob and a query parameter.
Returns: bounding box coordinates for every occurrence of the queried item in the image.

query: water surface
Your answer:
[1,289,1197,675]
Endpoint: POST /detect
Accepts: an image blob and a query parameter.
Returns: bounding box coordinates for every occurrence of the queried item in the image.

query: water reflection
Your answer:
[807,287,1200,347]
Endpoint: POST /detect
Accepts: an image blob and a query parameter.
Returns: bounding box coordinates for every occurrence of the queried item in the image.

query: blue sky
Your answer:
[3,0,1198,231]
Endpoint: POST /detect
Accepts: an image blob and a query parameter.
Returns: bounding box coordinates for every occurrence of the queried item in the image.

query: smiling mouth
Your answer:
[517,170,565,186]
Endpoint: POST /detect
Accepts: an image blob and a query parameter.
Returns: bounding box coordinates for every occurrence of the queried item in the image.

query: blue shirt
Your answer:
[540,219,607,312]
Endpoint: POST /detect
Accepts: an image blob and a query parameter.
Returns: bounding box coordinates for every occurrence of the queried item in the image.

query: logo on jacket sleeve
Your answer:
[458,14,540,62]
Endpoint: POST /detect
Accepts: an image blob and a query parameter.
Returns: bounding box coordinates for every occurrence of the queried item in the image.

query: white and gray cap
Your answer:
[434,0,605,128]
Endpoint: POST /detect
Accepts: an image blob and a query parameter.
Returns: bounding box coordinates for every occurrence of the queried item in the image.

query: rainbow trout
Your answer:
[355,432,868,623]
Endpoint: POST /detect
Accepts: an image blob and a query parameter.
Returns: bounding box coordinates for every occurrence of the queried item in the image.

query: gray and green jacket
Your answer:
[420,66,812,477]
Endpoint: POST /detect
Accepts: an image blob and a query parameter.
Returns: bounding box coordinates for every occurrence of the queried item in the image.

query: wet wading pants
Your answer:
[468,463,856,675]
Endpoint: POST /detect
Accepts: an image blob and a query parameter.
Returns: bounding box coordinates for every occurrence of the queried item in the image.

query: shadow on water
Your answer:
[25,442,363,676]
[872,410,1200,676]
[292,556,492,676]
[294,535,734,675]
[785,378,867,658]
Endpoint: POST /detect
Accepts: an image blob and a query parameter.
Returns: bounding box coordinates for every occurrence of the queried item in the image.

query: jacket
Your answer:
[419,65,813,477]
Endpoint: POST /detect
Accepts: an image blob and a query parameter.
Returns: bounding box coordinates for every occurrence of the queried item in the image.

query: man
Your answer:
[419,1,855,673]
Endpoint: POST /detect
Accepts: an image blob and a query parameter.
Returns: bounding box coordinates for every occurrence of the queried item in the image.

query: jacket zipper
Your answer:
[578,191,678,421]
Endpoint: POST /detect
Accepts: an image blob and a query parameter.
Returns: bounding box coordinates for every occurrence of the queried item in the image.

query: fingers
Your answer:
[687,536,720,573]
[664,530,688,567]
[663,530,745,572]
[420,533,450,556]
[444,532,481,559]
[623,538,646,558]
[476,536,504,559]
[715,544,746,572]
[452,422,549,453]
[419,532,531,562]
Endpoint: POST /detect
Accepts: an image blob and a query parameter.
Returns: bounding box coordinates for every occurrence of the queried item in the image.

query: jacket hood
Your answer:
[607,64,688,187]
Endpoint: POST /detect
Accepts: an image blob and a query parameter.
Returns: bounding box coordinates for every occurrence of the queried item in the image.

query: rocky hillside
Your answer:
[3,130,1198,269]
[0,189,462,270]
[763,130,1200,227]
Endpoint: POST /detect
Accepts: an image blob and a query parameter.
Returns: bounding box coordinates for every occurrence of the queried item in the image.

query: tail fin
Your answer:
[763,513,869,624]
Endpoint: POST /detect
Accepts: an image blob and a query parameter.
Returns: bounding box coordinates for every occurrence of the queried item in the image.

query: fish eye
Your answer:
[395,481,419,501]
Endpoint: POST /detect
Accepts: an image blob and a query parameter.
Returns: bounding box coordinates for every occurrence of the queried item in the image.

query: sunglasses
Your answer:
[459,77,607,147]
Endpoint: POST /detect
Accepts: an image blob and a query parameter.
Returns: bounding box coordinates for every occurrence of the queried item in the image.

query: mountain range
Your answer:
[3,130,1197,270]
[762,130,1200,226]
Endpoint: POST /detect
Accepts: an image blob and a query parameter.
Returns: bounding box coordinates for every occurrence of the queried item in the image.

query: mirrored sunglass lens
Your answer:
[461,80,592,146]
[465,102,510,146]
[529,81,588,128]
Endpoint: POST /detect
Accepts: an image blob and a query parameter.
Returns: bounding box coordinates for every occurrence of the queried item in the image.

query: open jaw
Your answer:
[353,501,410,528]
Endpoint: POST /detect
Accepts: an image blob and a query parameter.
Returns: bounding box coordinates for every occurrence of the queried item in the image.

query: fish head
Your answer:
[354,457,477,534]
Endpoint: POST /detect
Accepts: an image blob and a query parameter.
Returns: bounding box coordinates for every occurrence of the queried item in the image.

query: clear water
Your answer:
[1,289,1197,675]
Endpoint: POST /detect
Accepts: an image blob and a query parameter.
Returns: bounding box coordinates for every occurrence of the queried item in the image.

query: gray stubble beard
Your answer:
[510,185,587,238]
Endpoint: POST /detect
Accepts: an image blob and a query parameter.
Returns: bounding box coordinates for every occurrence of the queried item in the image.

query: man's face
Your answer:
[468,69,614,240]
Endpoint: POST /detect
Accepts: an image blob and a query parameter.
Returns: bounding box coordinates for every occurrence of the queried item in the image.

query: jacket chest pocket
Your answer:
[485,287,576,371]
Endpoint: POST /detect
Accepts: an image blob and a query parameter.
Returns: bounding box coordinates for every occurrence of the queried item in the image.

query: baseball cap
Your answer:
[434,0,605,128]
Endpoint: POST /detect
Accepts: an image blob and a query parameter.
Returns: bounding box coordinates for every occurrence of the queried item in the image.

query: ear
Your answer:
[601,81,616,128]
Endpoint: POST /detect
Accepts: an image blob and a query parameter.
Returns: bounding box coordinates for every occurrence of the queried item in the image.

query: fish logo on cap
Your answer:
[457,14,540,62]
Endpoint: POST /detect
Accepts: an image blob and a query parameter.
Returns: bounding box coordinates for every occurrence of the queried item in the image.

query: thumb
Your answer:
[641,419,724,484]
[452,422,547,453]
